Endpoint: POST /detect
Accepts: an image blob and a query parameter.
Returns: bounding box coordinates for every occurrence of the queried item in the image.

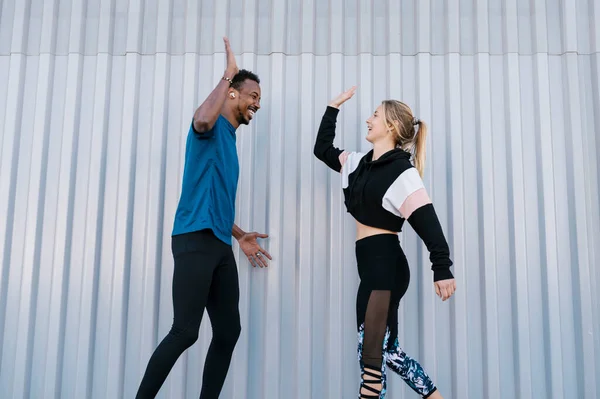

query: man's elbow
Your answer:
[193,118,212,133]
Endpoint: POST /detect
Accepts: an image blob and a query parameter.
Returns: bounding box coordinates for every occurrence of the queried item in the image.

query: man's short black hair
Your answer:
[230,69,260,91]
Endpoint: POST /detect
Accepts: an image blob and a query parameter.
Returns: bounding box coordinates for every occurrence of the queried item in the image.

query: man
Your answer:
[136,37,272,398]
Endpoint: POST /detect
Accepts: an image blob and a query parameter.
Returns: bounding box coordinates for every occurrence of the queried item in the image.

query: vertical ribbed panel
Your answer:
[0,1,599,399]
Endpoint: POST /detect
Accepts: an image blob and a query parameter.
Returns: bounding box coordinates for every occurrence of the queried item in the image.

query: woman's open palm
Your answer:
[329,86,357,108]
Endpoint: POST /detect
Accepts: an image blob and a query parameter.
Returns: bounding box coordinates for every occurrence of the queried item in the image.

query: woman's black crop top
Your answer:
[314,106,453,282]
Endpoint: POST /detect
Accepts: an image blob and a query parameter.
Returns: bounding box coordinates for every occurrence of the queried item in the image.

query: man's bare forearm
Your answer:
[232,223,246,241]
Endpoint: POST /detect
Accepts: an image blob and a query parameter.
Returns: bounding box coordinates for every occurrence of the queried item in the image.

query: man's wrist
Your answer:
[224,68,237,80]
[232,224,246,241]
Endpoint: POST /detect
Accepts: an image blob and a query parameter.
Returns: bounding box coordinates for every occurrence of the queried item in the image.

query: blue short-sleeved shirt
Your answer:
[172,115,239,245]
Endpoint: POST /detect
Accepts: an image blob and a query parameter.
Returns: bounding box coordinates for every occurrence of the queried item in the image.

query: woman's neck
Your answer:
[372,140,396,161]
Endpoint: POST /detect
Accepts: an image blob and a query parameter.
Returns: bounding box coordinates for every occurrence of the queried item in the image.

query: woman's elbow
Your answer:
[313,142,326,160]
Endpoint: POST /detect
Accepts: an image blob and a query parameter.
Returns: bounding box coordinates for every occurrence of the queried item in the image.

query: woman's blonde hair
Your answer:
[380,100,427,177]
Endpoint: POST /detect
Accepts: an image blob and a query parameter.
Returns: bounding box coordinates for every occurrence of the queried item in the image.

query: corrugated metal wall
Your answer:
[1,1,599,398]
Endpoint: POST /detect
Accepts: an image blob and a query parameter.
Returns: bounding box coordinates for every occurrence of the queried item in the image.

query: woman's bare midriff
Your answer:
[355,220,398,240]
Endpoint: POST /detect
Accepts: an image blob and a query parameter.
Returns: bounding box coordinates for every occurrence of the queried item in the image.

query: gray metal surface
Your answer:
[0,1,599,398]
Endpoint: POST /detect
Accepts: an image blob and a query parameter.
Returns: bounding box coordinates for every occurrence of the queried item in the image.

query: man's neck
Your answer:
[220,106,240,129]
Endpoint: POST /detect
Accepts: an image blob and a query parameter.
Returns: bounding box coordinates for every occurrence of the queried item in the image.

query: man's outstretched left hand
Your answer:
[238,232,272,268]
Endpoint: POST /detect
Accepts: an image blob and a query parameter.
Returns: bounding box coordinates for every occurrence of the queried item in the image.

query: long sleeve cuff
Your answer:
[433,268,454,282]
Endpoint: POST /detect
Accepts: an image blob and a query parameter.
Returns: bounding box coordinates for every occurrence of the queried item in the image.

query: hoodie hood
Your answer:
[363,148,411,165]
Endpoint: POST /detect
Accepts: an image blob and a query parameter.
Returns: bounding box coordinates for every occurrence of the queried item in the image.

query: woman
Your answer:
[313,86,456,399]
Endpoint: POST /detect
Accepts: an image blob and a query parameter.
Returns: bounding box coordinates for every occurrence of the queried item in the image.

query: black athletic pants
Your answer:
[356,234,437,398]
[136,229,241,399]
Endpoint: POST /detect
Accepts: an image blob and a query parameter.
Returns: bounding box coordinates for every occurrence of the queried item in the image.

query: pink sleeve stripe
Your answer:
[399,188,432,219]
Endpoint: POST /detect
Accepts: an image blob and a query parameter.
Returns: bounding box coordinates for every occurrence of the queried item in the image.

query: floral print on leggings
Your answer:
[384,336,436,397]
[357,324,436,398]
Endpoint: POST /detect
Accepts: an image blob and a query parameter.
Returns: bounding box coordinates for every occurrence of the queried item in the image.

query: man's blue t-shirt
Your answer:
[172,115,239,245]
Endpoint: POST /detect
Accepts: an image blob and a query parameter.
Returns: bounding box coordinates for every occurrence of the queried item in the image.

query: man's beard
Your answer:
[237,106,250,125]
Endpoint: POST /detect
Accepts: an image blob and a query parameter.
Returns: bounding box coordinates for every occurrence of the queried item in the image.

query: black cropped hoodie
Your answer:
[314,106,453,282]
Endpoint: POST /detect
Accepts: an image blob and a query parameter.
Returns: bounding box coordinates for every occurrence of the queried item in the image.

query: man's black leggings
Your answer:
[136,230,241,399]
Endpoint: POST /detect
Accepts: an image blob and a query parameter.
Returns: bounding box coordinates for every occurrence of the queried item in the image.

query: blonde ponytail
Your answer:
[413,120,427,178]
[380,100,427,177]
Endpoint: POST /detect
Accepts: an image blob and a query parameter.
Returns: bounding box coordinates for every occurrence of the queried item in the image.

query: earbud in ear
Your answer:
[230,93,235,98]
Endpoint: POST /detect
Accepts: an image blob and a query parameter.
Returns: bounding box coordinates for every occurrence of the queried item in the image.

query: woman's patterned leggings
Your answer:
[355,234,437,398]
[357,324,437,398]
